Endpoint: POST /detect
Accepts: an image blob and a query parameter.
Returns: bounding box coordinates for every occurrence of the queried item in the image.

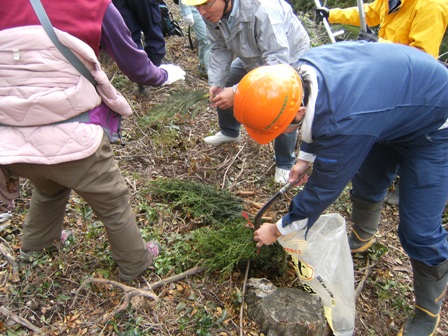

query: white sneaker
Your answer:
[203,131,241,146]
[274,167,290,184]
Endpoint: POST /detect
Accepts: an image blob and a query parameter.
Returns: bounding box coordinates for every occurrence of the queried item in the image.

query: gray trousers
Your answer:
[6,134,149,277]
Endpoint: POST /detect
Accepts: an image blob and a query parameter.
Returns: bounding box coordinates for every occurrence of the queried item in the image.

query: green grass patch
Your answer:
[137,88,209,128]
[146,178,289,278]
[147,178,243,225]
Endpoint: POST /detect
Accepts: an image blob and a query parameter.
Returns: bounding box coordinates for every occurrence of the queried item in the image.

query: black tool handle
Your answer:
[253,167,312,229]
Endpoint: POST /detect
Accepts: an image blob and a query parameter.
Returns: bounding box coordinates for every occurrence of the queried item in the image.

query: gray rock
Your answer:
[246,278,332,336]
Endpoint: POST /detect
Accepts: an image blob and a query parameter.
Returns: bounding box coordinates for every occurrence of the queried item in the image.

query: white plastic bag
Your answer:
[277,213,355,336]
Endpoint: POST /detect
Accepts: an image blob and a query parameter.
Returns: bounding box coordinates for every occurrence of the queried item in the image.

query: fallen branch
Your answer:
[145,265,207,290]
[245,201,264,210]
[0,306,40,333]
[236,191,255,196]
[0,239,20,282]
[70,266,208,320]
[70,277,159,322]
[240,260,251,336]
[229,156,247,191]
[355,256,372,299]
[221,144,246,190]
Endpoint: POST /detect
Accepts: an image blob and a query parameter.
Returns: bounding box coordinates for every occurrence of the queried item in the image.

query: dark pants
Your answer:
[112,0,166,66]
[351,128,448,266]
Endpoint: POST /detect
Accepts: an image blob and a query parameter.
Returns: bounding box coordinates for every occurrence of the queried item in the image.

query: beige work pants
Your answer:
[7,134,149,277]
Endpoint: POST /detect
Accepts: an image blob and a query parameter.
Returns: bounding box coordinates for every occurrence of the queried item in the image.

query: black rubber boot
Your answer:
[398,258,448,335]
[348,194,382,253]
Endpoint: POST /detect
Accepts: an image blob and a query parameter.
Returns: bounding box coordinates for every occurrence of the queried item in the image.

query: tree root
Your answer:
[70,277,159,322]
[71,265,207,322]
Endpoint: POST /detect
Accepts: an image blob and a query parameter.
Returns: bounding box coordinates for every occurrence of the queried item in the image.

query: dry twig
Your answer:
[245,201,264,209]
[0,239,20,282]
[236,191,256,196]
[71,266,208,322]
[0,222,11,233]
[355,256,373,299]
[0,306,40,333]
[145,265,207,290]
[229,156,247,191]
[240,260,251,336]
[221,144,246,190]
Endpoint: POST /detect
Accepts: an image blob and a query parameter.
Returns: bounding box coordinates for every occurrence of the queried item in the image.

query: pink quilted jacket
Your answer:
[0,25,132,165]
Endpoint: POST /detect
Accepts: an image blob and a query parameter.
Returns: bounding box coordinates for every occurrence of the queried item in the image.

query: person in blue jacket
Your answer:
[233,41,448,336]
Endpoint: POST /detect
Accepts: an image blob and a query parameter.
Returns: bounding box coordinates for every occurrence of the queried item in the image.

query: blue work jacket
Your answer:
[281,41,448,233]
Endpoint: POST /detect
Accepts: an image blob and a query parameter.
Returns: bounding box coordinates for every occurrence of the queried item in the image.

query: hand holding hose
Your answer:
[290,159,311,184]
[254,223,282,248]
[252,162,312,249]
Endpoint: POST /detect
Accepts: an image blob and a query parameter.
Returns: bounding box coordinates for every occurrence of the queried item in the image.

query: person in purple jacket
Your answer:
[233,42,448,335]
[0,0,184,282]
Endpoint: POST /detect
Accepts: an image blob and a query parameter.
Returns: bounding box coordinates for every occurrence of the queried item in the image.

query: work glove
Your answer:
[357,26,378,42]
[159,64,186,85]
[314,7,330,23]
[183,14,194,26]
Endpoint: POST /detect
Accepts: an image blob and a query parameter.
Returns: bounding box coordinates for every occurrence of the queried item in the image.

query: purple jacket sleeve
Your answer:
[100,3,168,86]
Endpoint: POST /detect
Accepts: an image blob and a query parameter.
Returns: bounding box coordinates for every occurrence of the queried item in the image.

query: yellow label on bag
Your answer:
[291,255,314,281]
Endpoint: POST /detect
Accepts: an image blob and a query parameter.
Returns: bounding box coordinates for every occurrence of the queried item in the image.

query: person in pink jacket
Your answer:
[0,0,185,282]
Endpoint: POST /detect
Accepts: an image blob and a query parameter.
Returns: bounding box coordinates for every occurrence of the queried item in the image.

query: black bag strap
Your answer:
[29,0,97,86]
[188,26,194,50]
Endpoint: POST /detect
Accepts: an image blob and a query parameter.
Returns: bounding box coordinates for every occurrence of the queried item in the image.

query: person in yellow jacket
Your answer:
[315,0,448,59]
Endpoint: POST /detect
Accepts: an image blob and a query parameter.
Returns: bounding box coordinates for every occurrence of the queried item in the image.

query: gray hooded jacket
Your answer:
[205,0,310,87]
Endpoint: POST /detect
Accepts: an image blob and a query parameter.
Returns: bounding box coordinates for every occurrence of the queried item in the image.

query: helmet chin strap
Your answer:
[221,0,231,19]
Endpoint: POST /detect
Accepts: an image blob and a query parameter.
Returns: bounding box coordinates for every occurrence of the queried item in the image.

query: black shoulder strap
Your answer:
[29,0,97,86]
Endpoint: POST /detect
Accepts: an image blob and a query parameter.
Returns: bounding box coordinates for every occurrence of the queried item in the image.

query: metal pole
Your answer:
[313,0,336,43]
[313,0,345,43]
[356,0,368,32]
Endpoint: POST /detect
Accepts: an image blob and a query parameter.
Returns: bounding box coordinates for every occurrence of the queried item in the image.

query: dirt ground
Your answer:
[1,9,448,336]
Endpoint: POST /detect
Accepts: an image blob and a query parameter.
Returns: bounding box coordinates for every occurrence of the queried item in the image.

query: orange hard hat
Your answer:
[233,64,302,145]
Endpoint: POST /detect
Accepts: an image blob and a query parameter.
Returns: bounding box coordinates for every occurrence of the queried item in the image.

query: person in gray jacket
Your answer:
[184,0,310,184]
